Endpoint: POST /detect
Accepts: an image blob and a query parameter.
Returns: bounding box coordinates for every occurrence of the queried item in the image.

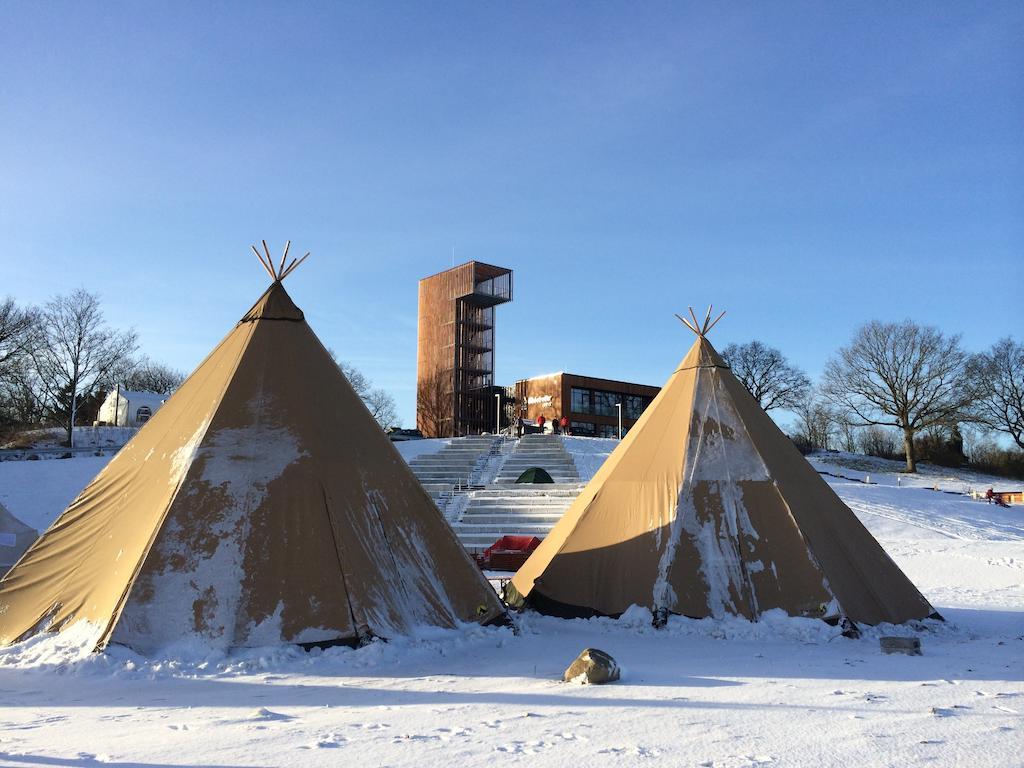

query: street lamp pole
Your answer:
[615,402,622,440]
[495,392,501,434]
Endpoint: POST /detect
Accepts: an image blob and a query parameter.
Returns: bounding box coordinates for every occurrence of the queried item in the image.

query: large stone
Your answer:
[880,636,922,655]
[562,648,620,684]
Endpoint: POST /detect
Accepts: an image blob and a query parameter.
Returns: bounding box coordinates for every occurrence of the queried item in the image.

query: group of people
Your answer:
[517,414,570,437]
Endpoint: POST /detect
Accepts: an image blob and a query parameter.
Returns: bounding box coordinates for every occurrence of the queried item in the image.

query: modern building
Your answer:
[513,373,660,438]
[416,261,513,437]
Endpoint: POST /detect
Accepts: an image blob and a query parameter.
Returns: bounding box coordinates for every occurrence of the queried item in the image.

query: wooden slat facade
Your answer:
[416,262,512,437]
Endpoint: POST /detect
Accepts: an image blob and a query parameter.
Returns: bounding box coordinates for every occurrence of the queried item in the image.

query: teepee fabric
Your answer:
[508,329,936,627]
[0,502,37,573]
[0,276,505,653]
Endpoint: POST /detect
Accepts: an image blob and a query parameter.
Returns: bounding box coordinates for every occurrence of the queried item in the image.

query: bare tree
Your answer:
[0,298,41,433]
[0,297,38,383]
[123,358,186,395]
[363,387,399,430]
[821,320,973,472]
[719,340,811,412]
[837,420,858,453]
[858,425,902,459]
[30,289,138,447]
[416,369,452,438]
[968,337,1024,450]
[0,356,45,433]
[334,358,399,430]
[792,394,838,451]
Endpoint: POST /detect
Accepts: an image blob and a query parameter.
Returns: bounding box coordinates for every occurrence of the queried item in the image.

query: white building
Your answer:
[97,387,168,427]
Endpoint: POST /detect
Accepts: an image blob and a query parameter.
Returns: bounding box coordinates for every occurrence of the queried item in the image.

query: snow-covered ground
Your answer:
[1,426,137,451]
[0,442,1021,767]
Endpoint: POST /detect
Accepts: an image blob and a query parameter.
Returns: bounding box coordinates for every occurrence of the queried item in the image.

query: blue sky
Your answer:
[2,2,1021,427]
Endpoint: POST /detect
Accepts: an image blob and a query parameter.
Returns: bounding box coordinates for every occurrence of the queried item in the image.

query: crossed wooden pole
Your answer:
[251,240,310,282]
[675,305,725,337]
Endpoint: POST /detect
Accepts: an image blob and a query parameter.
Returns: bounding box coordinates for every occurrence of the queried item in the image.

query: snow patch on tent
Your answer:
[0,619,107,667]
[350,479,465,637]
[112,416,306,653]
[166,416,211,488]
[654,370,769,617]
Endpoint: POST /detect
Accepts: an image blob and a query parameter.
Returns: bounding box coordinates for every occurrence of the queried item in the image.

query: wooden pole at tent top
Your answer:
[251,241,310,282]
[675,305,726,337]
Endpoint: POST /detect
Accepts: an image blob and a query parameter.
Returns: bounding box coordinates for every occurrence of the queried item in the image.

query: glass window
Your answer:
[625,394,643,420]
[570,387,591,414]
[570,420,595,436]
[136,406,152,423]
[593,390,617,416]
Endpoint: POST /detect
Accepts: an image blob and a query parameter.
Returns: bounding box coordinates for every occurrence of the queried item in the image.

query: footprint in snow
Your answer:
[350,722,390,731]
[493,740,553,754]
[556,731,585,742]
[250,707,295,721]
[75,753,112,763]
[633,746,661,758]
[932,706,971,718]
[311,733,348,749]
[392,734,442,743]
[435,726,473,739]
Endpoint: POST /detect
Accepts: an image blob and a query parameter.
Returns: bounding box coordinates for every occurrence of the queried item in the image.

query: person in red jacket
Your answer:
[560,416,570,436]
[536,415,546,433]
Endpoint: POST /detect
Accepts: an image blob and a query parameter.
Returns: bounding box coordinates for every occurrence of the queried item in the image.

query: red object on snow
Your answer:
[482,535,543,572]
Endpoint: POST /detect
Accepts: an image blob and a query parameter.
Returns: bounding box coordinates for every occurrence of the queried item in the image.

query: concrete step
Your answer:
[470,486,583,495]
[463,506,570,516]
[410,456,482,463]
[495,475,579,482]
[500,459,577,466]
[454,525,553,536]
[465,499,571,508]
[460,515,564,525]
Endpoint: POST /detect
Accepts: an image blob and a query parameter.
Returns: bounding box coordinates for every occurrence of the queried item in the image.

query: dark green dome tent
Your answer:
[515,467,555,484]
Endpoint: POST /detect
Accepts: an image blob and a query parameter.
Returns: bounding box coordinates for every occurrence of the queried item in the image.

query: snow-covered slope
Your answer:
[0,444,1021,767]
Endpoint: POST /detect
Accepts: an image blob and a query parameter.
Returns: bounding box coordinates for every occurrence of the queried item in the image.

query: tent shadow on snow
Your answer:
[0,666,1014,718]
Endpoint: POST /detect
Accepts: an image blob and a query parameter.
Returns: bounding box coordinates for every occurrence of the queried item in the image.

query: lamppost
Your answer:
[615,402,622,440]
[495,392,501,434]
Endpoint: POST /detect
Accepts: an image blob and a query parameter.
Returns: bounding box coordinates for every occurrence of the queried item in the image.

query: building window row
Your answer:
[570,387,652,420]
[571,420,628,438]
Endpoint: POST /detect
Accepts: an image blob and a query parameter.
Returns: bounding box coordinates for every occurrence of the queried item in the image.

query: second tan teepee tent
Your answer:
[508,310,937,628]
[0,246,506,653]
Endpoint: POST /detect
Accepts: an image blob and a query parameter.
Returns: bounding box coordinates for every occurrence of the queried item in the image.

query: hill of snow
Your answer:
[0,440,1020,767]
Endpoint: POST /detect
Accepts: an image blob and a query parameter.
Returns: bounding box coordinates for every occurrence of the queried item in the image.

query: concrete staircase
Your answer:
[404,434,589,556]
[407,436,500,510]
[450,483,583,551]
[493,433,581,484]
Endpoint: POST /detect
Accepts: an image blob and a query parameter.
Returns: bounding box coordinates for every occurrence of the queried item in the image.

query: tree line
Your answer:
[0,291,399,448]
[721,320,1022,477]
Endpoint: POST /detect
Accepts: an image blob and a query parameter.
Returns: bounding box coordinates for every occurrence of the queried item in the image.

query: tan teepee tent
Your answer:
[0,244,506,653]
[508,309,937,628]
[0,501,37,574]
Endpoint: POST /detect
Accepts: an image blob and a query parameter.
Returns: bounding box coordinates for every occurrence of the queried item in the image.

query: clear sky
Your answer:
[2,2,1021,427]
